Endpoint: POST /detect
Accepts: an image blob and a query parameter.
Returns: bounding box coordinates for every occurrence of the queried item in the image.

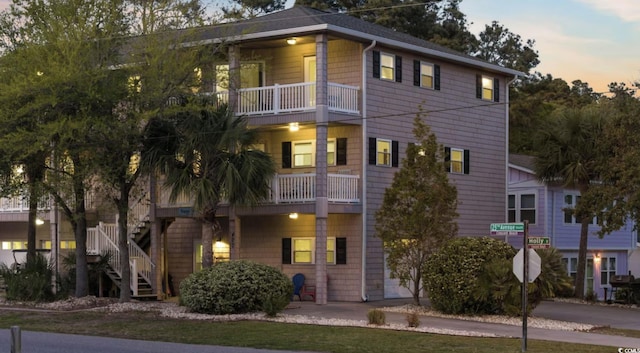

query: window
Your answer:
[377,139,391,166]
[368,138,398,167]
[600,257,616,286]
[476,74,499,102]
[444,147,469,174]
[1,241,26,250]
[283,237,346,265]
[282,139,346,168]
[194,240,230,271]
[413,61,440,90]
[327,140,336,166]
[563,256,595,293]
[293,141,314,167]
[215,62,264,92]
[564,193,597,224]
[373,51,402,82]
[508,193,536,224]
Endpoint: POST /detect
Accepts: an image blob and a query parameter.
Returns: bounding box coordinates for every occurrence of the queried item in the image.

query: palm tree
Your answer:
[142,101,276,268]
[532,105,606,299]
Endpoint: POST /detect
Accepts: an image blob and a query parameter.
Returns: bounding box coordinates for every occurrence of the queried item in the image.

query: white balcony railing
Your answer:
[213,82,360,116]
[0,194,51,212]
[157,173,360,207]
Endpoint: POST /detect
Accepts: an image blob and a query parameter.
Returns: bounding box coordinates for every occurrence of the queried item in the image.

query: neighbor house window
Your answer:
[444,147,469,174]
[476,74,499,102]
[508,193,536,224]
[282,237,346,265]
[600,257,616,286]
[564,193,597,225]
[562,256,594,293]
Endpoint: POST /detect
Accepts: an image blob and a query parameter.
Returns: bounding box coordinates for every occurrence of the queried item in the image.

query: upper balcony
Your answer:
[213,82,360,117]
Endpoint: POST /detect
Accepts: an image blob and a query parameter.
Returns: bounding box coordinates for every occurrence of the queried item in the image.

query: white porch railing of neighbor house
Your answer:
[213,82,360,116]
[87,222,154,295]
[271,173,359,204]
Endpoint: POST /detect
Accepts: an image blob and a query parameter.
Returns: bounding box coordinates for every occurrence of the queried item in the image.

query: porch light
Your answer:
[289,122,299,132]
[289,213,299,220]
[286,37,297,45]
[35,218,44,226]
[594,253,601,262]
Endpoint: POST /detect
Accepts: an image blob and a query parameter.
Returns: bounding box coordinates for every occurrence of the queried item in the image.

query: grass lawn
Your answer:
[0,309,623,353]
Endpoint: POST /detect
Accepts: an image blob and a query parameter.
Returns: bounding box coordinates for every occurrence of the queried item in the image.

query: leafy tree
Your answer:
[509,74,601,154]
[220,0,287,20]
[0,0,131,297]
[375,111,458,306]
[474,21,539,73]
[583,83,640,236]
[142,102,276,269]
[92,1,210,302]
[532,104,609,299]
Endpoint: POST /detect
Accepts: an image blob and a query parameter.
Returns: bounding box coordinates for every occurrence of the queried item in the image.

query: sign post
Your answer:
[521,220,529,352]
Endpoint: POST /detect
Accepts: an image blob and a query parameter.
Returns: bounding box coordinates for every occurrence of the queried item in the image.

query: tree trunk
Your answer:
[201,222,214,268]
[118,195,131,302]
[412,271,421,306]
[74,209,89,297]
[574,216,590,299]
[26,179,39,264]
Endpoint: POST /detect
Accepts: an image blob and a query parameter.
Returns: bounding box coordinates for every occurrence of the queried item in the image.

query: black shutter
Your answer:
[336,237,347,265]
[444,146,451,172]
[493,78,500,102]
[413,60,420,86]
[476,74,482,99]
[282,141,291,168]
[395,56,402,83]
[282,238,292,264]
[373,51,380,78]
[392,140,399,167]
[368,137,376,165]
[463,149,470,174]
[337,138,347,165]
[434,64,441,91]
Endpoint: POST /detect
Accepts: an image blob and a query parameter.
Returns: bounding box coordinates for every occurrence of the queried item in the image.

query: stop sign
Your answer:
[513,248,541,283]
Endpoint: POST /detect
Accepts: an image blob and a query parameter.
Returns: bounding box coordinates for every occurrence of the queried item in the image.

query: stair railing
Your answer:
[91,222,155,295]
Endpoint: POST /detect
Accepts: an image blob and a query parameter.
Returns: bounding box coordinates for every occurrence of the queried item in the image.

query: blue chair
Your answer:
[292,273,315,301]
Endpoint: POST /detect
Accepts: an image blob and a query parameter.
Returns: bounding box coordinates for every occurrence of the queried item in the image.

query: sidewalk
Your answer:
[283,299,640,349]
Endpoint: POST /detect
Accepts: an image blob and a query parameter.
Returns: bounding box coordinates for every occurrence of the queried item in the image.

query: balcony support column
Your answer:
[228,45,240,112]
[315,33,329,305]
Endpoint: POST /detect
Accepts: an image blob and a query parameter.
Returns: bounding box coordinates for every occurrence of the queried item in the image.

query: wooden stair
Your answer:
[104,264,155,300]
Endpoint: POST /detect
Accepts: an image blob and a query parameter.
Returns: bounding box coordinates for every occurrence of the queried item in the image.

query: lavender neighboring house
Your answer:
[508,154,639,299]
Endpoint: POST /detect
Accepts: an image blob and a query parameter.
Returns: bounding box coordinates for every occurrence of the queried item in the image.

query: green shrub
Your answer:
[406,312,420,328]
[0,253,54,302]
[424,237,516,315]
[180,260,293,315]
[367,309,386,325]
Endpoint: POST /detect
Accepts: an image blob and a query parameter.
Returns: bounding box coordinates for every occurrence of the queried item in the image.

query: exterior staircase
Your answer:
[86,192,155,299]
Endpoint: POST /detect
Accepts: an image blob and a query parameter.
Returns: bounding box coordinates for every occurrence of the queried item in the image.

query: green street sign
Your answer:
[490,223,525,235]
[527,236,550,249]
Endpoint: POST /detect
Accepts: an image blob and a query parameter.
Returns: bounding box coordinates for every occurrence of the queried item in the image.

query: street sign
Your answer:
[513,248,542,283]
[527,237,550,249]
[490,222,525,236]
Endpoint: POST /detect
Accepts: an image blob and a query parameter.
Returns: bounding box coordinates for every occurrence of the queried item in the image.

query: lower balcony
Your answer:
[157,173,360,208]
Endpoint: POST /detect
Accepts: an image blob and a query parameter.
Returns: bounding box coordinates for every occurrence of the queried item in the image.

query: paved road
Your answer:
[0,329,313,353]
[534,300,640,330]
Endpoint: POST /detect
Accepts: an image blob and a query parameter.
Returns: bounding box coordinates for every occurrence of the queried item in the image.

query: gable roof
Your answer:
[509,154,536,173]
[188,6,523,77]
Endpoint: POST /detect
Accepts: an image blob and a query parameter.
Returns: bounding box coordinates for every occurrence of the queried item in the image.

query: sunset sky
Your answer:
[1,0,637,94]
